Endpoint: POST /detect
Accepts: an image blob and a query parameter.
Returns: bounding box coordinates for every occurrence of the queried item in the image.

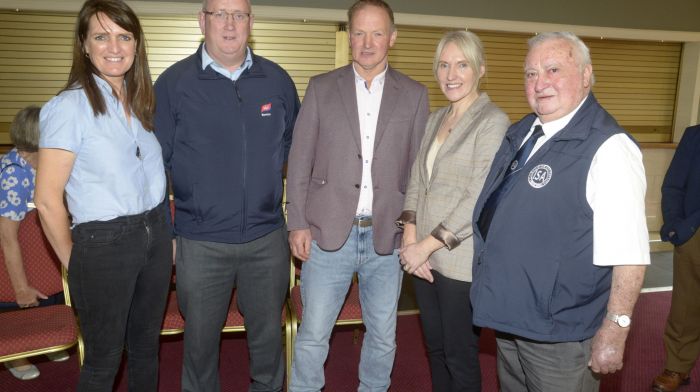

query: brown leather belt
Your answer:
[353,217,373,227]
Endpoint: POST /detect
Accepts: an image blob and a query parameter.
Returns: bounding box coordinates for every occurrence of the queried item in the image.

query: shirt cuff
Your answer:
[395,210,416,229]
[430,223,461,250]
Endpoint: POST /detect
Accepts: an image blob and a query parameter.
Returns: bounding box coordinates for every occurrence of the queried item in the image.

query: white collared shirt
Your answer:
[353,64,387,216]
[519,96,650,267]
[201,44,253,81]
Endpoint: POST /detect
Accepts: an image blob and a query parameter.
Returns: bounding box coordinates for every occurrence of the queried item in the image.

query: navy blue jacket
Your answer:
[661,124,700,245]
[471,94,628,342]
[154,45,300,243]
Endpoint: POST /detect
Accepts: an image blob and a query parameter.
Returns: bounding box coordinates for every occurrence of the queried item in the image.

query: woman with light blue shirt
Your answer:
[34,0,171,390]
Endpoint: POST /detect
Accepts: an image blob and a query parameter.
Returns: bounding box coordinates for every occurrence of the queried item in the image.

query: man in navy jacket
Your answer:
[653,124,700,392]
[153,0,299,390]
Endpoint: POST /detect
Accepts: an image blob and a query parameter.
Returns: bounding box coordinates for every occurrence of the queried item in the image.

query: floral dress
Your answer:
[0,148,35,222]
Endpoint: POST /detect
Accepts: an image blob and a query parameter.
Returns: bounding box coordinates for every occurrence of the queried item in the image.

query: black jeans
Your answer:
[413,272,481,392]
[68,204,172,392]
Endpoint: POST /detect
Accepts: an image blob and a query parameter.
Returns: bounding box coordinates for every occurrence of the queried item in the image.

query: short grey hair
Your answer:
[528,31,595,85]
[433,30,486,83]
[10,105,41,153]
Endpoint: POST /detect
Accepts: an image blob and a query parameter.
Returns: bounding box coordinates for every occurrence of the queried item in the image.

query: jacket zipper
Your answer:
[234,79,247,238]
[229,66,264,239]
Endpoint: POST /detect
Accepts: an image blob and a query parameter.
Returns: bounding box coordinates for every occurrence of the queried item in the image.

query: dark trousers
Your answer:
[413,272,481,392]
[68,205,172,392]
[177,226,289,392]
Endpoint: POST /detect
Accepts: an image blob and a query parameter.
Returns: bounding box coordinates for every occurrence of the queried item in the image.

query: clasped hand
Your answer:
[399,242,434,282]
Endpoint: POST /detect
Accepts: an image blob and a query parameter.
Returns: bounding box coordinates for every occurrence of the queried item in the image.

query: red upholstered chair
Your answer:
[287,257,364,378]
[161,197,184,335]
[0,210,83,366]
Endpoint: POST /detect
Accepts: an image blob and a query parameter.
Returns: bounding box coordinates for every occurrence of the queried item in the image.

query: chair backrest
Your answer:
[0,210,63,301]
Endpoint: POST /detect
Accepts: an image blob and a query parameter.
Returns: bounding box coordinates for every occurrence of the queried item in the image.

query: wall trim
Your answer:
[3,1,700,43]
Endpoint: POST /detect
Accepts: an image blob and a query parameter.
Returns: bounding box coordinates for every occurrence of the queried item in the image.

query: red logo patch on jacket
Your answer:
[261,102,272,117]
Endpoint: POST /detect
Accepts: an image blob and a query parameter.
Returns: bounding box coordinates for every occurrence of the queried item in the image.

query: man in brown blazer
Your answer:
[286,1,429,390]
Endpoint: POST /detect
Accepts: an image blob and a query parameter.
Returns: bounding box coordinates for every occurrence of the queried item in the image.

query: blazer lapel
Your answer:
[430,106,452,180]
[435,93,489,163]
[337,66,362,153]
[374,67,400,150]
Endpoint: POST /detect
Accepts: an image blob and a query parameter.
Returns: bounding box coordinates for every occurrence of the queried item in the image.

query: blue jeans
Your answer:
[68,204,172,392]
[290,224,402,392]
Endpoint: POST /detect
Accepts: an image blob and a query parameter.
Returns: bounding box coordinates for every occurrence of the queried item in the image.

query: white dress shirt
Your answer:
[353,64,387,216]
[519,96,650,266]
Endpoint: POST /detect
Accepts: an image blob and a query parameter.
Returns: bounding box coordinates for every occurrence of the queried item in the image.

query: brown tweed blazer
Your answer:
[403,93,509,281]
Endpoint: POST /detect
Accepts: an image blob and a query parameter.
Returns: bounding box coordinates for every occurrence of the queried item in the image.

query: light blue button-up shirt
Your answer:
[201,44,253,80]
[39,75,166,224]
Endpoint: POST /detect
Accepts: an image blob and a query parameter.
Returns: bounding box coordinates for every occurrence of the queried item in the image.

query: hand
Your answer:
[412,260,434,282]
[16,286,47,308]
[172,238,177,265]
[399,241,431,274]
[289,229,312,261]
[588,321,628,374]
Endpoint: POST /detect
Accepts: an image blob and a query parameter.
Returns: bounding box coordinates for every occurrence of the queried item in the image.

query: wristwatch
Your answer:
[606,312,631,328]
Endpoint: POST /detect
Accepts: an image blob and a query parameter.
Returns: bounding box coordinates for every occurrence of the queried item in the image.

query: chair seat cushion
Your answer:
[0,305,78,357]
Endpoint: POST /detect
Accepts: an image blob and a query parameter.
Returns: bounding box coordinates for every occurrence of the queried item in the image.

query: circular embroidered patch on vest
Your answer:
[528,164,552,188]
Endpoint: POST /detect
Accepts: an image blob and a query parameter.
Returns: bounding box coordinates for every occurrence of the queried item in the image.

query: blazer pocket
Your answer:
[310,177,327,186]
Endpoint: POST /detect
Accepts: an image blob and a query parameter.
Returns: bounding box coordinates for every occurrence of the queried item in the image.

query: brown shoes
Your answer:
[652,370,690,392]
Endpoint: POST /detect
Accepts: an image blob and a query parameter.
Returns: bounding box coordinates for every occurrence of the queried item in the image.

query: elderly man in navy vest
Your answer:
[470,32,649,391]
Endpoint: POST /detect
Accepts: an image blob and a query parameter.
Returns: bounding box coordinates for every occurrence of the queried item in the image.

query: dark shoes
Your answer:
[653,370,690,392]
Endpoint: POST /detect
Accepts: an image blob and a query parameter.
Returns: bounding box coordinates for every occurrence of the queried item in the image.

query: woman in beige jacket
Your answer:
[398,31,509,391]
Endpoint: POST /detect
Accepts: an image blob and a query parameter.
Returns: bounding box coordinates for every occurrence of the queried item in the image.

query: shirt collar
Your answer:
[92,74,122,100]
[2,148,27,169]
[532,95,588,137]
[201,45,253,73]
[352,63,388,90]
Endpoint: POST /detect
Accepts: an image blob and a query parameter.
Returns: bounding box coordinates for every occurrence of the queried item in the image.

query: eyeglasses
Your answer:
[202,10,250,24]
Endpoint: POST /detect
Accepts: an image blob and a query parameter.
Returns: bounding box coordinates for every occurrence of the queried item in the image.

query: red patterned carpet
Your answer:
[0,291,696,391]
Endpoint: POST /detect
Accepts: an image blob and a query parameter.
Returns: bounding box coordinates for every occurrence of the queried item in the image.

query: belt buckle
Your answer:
[354,217,372,227]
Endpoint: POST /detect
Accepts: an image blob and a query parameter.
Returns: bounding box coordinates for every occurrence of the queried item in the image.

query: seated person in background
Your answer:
[0,105,69,381]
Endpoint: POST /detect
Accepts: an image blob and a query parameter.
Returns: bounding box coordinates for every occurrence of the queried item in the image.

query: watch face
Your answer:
[617,315,631,327]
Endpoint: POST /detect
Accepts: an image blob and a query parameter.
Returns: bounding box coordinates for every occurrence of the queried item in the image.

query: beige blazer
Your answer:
[286,65,430,254]
[403,93,509,281]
